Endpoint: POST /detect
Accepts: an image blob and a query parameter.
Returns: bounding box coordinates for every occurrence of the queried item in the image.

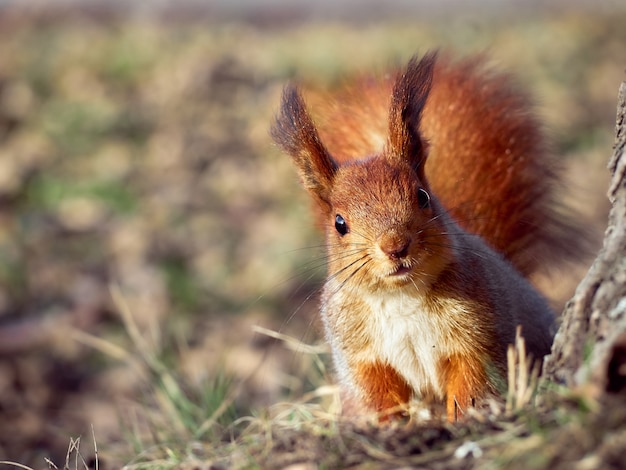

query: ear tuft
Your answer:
[271,84,337,212]
[387,52,437,178]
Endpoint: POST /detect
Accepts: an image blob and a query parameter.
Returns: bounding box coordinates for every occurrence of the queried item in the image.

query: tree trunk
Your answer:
[543,81,626,394]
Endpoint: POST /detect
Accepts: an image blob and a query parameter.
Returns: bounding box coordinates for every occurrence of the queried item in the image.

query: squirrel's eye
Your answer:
[335,214,349,235]
[417,188,431,209]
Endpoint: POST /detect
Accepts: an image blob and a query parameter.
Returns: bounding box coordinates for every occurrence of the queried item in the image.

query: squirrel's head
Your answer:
[272,52,454,291]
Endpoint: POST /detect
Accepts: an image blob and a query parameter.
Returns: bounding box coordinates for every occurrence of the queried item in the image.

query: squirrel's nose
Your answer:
[379,234,411,260]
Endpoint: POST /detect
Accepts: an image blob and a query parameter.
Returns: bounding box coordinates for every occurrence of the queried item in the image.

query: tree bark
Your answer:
[543,81,626,394]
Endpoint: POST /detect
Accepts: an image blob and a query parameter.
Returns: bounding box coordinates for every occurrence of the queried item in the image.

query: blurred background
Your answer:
[0,0,624,466]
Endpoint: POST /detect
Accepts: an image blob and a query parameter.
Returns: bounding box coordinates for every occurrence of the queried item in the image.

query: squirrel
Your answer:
[271,51,586,421]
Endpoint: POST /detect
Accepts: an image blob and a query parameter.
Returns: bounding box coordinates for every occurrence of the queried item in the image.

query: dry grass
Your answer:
[0,428,99,470]
[506,327,542,414]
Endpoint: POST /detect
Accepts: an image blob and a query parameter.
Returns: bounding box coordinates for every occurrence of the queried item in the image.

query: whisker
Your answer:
[327,253,371,283]
[326,258,372,300]
[280,278,325,332]
[421,241,492,260]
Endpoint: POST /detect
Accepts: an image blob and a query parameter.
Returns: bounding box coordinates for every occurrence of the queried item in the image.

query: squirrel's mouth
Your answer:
[388,264,412,277]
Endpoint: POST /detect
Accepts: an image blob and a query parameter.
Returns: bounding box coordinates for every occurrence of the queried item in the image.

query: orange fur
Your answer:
[440,354,489,420]
[307,54,583,276]
[271,52,581,421]
[354,361,413,418]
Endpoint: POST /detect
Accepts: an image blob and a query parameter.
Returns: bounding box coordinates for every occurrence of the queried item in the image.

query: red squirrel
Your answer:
[271,52,584,421]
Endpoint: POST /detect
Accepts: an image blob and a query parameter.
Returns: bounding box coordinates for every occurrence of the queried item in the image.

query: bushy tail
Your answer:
[304,52,590,277]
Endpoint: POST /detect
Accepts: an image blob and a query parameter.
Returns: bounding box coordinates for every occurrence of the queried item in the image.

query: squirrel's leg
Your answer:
[442,354,486,421]
[353,361,412,419]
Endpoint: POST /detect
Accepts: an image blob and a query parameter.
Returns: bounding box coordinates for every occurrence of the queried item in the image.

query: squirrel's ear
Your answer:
[386,52,436,180]
[271,84,337,213]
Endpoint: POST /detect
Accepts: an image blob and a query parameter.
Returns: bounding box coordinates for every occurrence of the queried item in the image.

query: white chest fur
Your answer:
[357,289,452,399]
[322,280,476,402]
